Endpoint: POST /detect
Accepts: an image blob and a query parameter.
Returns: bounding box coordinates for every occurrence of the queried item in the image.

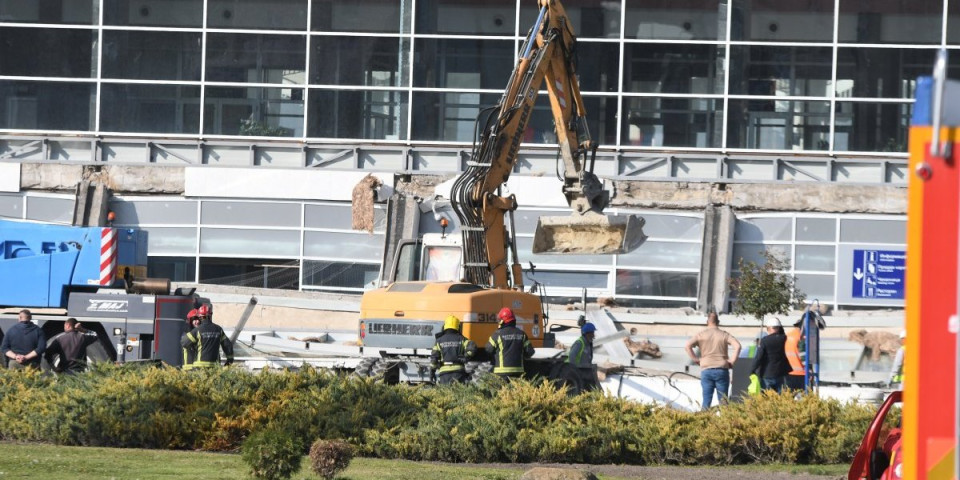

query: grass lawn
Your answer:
[0,442,847,480]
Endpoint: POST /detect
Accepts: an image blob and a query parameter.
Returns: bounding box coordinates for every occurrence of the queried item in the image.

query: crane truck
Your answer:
[848,51,958,480]
[355,0,646,382]
[0,216,202,369]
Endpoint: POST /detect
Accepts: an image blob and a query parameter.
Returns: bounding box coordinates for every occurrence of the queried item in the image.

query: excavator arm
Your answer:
[450,0,646,291]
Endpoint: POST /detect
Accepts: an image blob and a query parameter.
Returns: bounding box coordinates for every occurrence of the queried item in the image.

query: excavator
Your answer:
[355,0,646,382]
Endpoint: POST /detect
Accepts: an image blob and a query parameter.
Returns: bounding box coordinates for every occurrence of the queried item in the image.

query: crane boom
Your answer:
[450,0,646,291]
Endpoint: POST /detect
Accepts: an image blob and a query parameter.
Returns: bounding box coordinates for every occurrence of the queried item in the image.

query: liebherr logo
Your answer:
[87,299,129,313]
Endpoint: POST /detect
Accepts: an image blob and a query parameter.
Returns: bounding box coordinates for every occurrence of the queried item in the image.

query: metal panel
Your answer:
[726,159,771,180]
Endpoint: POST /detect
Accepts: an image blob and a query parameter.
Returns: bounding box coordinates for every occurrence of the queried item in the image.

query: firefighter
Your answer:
[183,304,234,368]
[179,309,201,370]
[430,315,477,384]
[564,322,599,393]
[485,307,534,379]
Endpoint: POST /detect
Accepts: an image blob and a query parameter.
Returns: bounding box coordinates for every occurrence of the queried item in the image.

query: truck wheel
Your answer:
[353,357,378,377]
[370,360,400,384]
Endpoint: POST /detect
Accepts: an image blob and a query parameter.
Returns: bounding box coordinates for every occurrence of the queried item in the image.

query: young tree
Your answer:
[729,251,806,322]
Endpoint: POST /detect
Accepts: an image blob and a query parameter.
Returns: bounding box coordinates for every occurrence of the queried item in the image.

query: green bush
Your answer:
[309,439,354,479]
[241,428,303,480]
[0,365,886,466]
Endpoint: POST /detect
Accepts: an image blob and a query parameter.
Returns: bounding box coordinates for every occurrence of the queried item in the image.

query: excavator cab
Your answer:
[532,212,646,255]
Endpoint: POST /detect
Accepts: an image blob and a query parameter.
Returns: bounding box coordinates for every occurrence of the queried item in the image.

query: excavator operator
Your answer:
[485,308,535,380]
[431,315,478,384]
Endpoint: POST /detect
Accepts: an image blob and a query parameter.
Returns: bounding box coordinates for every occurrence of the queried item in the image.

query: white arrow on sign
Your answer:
[853,268,864,280]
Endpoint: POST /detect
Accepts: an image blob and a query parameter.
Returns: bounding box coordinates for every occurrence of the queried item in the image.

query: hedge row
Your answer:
[0,364,895,465]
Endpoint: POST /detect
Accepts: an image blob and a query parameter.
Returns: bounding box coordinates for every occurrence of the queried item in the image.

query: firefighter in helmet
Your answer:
[430,315,477,384]
[485,307,534,379]
[179,308,201,370]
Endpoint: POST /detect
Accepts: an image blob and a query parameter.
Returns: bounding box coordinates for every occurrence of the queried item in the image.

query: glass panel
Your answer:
[311,0,411,33]
[625,0,722,40]
[516,237,613,266]
[0,81,94,131]
[732,0,834,42]
[104,0,202,27]
[514,210,566,235]
[110,199,198,225]
[732,244,791,266]
[305,204,386,231]
[795,273,835,301]
[303,260,379,289]
[308,89,408,140]
[201,201,300,227]
[949,0,960,45]
[575,42,619,93]
[206,33,305,85]
[0,27,94,78]
[726,100,830,151]
[833,101,911,153]
[141,227,197,254]
[200,228,300,256]
[618,241,701,269]
[100,84,201,134]
[147,256,196,282]
[640,214,703,240]
[25,196,72,223]
[527,270,609,289]
[415,0,516,35]
[838,0,943,44]
[729,45,833,97]
[413,39,514,89]
[735,217,792,241]
[520,0,621,39]
[199,257,300,289]
[526,94,617,145]
[623,44,724,95]
[839,219,906,244]
[204,86,304,137]
[103,31,202,82]
[0,0,97,24]
[0,193,22,218]
[622,97,723,148]
[836,48,960,100]
[207,0,307,30]
[303,231,383,260]
[796,218,836,242]
[614,270,699,297]
[423,245,461,281]
[311,37,409,87]
[796,245,835,272]
[411,92,499,142]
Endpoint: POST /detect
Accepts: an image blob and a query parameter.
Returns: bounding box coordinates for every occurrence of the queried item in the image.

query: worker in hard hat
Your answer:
[430,315,477,385]
[564,322,599,394]
[179,309,201,370]
[485,307,534,380]
[887,330,906,388]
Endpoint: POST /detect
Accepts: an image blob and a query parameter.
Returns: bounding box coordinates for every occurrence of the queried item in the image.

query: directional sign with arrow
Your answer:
[851,249,905,299]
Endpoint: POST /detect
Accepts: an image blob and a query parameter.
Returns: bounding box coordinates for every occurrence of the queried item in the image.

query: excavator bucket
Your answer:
[532,212,646,255]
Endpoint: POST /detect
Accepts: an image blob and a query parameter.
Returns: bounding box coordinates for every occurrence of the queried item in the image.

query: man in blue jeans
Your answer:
[685,313,742,409]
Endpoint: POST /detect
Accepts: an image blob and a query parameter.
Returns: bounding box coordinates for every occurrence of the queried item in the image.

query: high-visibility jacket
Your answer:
[179,332,198,370]
[567,336,593,369]
[785,328,805,376]
[183,320,233,368]
[485,324,534,375]
[431,329,477,374]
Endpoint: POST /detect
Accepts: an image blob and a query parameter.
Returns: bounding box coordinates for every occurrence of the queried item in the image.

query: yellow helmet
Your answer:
[443,315,461,332]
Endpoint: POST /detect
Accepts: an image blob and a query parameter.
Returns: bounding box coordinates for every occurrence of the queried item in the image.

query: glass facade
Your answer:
[0,0,952,154]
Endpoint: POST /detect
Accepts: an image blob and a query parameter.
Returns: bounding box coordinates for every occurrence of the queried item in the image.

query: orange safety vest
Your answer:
[785,328,804,376]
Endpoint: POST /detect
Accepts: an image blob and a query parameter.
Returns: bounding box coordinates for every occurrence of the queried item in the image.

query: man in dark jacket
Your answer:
[1,309,46,370]
[431,315,477,384]
[752,318,791,392]
[45,318,99,374]
[182,304,234,368]
[485,307,534,379]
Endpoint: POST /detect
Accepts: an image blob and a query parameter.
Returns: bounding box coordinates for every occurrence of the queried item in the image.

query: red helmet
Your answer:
[497,307,515,324]
[187,309,198,321]
[197,304,211,318]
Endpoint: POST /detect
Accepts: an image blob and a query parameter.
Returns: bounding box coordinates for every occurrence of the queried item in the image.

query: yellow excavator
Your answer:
[355,0,646,382]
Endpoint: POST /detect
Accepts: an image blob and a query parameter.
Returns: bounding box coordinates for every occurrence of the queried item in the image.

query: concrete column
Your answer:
[697,204,736,313]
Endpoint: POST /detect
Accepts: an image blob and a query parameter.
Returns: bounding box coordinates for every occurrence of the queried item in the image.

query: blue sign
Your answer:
[851,249,905,299]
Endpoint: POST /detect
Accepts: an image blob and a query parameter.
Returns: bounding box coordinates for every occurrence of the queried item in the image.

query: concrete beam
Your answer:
[20,163,185,194]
